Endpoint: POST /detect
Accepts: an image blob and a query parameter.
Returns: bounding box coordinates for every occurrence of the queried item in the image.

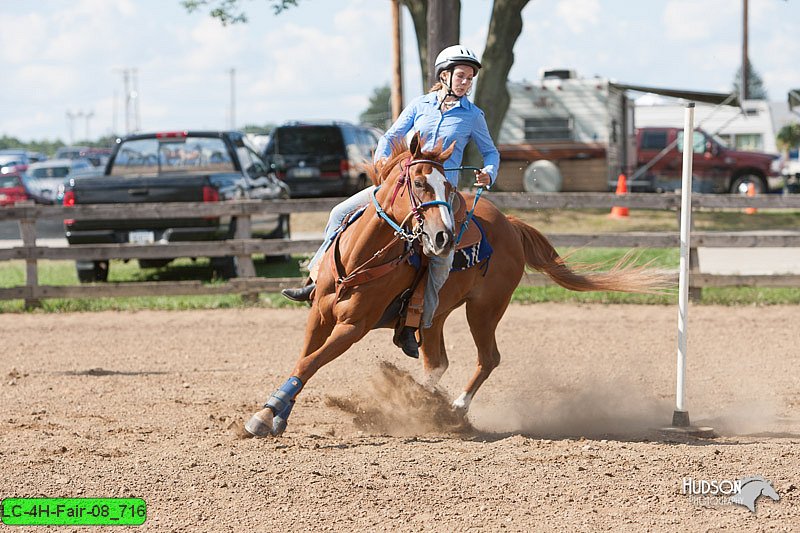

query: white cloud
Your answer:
[556,0,601,33]
[662,0,732,42]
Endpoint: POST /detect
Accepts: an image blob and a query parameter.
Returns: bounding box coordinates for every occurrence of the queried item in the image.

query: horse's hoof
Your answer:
[244,408,274,438]
[272,416,288,437]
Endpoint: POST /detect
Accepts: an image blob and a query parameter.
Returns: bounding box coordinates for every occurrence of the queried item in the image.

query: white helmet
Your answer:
[434,44,481,79]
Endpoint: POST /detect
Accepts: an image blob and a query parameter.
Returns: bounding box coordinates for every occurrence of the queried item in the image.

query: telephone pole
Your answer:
[741,0,749,102]
[391,0,404,121]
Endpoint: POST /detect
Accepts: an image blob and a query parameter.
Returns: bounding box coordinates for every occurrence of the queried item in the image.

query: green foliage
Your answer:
[359,85,392,129]
[181,0,299,25]
[241,123,277,135]
[732,59,768,100]
[776,122,800,152]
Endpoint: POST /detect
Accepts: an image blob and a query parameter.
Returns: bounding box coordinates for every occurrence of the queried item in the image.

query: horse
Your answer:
[729,476,780,513]
[244,131,671,437]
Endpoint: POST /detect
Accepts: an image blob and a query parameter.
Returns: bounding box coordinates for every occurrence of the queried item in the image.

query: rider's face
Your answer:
[444,65,475,96]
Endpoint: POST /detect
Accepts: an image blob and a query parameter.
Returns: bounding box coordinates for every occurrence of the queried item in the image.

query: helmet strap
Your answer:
[438,67,459,112]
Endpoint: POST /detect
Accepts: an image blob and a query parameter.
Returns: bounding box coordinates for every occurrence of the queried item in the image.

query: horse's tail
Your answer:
[507,216,674,293]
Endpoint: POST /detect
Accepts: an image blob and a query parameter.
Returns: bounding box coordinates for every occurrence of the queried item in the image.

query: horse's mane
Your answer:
[367,135,445,186]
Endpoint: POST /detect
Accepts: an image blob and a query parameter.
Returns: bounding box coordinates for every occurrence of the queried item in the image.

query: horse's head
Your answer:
[375,131,456,257]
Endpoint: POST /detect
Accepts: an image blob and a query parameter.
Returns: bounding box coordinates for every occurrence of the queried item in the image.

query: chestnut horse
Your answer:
[244,132,670,437]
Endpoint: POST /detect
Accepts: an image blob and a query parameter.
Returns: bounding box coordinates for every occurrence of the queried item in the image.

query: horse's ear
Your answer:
[409,131,422,158]
[441,140,457,161]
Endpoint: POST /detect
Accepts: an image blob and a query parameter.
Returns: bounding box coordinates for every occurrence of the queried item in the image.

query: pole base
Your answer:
[659,410,715,438]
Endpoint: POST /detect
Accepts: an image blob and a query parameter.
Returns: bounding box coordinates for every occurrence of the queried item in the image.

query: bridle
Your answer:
[370,156,454,243]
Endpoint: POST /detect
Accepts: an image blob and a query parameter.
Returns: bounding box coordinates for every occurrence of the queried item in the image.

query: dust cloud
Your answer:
[326,361,471,436]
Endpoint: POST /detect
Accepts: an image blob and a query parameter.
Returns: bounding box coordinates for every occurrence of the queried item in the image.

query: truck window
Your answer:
[523,117,573,141]
[676,131,705,154]
[641,131,668,150]
[111,137,235,176]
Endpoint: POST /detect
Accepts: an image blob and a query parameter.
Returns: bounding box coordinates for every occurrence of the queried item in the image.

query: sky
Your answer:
[1,0,798,143]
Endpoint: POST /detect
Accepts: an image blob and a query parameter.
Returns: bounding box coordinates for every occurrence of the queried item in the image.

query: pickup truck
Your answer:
[62,130,290,282]
[630,127,782,194]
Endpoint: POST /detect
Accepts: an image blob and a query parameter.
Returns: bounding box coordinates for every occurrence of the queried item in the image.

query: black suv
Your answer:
[263,121,382,197]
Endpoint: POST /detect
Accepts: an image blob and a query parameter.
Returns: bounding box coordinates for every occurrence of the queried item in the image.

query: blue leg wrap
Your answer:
[264,376,303,417]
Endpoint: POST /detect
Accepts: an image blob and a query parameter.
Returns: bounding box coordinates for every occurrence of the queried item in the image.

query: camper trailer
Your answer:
[496,70,636,192]
[495,70,738,192]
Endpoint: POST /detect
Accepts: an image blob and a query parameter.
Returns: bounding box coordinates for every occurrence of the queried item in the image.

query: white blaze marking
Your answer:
[452,391,473,412]
[427,168,453,231]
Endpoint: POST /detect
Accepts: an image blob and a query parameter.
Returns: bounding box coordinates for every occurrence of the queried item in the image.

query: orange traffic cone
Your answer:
[744,182,757,215]
[609,173,629,218]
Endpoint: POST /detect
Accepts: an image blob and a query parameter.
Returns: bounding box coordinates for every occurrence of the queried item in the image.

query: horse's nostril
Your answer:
[435,231,449,249]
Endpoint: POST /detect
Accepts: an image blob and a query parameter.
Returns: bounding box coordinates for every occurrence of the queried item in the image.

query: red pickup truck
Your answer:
[630,127,782,194]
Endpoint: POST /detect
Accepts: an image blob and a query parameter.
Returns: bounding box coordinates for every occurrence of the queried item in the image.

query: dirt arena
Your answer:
[1,303,798,531]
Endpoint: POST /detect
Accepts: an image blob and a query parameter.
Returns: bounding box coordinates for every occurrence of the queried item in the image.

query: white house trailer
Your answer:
[495,70,735,192]
[635,98,782,154]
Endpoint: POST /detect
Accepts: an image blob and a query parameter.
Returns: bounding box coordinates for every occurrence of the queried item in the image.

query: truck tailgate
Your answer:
[69,174,216,231]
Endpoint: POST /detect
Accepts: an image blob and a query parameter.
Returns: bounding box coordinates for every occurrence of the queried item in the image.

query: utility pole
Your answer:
[741,0,749,103]
[66,111,77,145]
[229,68,236,129]
[122,69,131,134]
[390,0,404,121]
[84,111,95,141]
[132,68,141,132]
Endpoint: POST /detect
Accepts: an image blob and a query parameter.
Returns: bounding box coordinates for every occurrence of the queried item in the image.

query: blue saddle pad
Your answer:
[408,218,492,273]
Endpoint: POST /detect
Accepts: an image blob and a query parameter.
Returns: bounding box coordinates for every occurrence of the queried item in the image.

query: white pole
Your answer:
[675,102,694,415]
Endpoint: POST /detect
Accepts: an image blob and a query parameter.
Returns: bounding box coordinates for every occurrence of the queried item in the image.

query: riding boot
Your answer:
[394,326,419,359]
[281,280,316,302]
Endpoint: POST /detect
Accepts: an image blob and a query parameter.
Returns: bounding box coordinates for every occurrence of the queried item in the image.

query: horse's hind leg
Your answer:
[246,319,366,438]
[419,311,452,389]
[454,298,508,413]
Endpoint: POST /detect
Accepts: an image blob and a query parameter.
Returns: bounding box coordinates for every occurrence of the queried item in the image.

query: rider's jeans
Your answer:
[307,185,376,279]
[422,249,454,329]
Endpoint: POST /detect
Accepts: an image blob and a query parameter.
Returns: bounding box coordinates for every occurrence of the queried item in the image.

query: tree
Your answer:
[359,85,392,129]
[776,122,800,154]
[732,59,768,101]
[183,0,532,150]
[181,0,298,24]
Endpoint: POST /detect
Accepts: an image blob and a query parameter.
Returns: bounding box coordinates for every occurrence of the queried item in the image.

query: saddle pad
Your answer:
[407,217,492,273]
[451,218,493,272]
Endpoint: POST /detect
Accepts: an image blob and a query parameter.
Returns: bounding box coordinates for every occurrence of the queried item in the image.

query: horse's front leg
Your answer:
[245,321,366,437]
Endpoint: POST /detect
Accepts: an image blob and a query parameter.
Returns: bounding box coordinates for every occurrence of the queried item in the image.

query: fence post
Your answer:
[232,213,257,302]
[19,216,41,309]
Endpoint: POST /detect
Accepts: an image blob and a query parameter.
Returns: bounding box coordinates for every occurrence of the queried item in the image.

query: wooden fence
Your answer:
[2,192,800,307]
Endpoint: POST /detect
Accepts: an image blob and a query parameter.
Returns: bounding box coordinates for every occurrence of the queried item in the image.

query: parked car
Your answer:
[22,158,95,204]
[631,127,782,194]
[0,174,29,206]
[56,146,112,167]
[262,121,381,197]
[0,151,30,178]
[63,130,290,282]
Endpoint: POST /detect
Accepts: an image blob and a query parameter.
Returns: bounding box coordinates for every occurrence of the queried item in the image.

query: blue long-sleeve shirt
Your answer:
[374,92,500,187]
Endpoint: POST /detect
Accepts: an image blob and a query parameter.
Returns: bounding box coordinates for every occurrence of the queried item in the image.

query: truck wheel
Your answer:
[730,174,766,195]
[211,256,238,279]
[76,261,109,283]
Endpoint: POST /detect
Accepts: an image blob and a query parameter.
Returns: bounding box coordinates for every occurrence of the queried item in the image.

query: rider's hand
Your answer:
[473,168,492,188]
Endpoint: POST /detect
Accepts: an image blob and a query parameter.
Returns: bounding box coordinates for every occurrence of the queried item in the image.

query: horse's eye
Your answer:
[413,180,423,188]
